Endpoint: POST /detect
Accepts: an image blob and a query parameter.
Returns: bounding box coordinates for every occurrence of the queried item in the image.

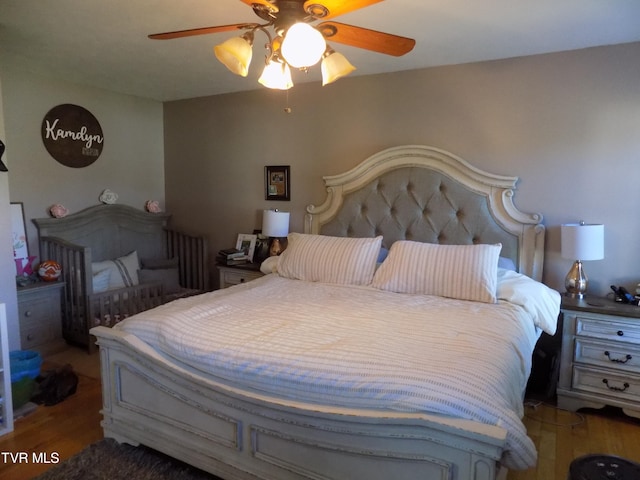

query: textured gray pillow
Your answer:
[139,268,181,294]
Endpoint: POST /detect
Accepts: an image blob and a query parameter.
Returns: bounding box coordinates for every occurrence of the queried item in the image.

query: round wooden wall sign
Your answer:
[41,104,104,168]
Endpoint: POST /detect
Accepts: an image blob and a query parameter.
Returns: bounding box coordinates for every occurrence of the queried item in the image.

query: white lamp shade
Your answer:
[561,223,604,261]
[281,23,326,68]
[321,50,356,86]
[262,210,290,237]
[258,61,294,90]
[214,36,253,77]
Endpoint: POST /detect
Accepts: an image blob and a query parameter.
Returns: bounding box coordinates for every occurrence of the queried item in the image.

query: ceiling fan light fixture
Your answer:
[214,33,254,77]
[258,60,294,90]
[321,49,356,85]
[280,23,326,69]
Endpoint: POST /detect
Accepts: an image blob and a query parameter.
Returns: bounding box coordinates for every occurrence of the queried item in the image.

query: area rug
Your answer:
[34,438,223,480]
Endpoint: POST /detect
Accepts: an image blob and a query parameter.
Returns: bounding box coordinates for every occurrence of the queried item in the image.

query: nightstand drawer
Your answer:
[572,364,640,402]
[219,267,263,288]
[575,337,640,374]
[576,316,640,344]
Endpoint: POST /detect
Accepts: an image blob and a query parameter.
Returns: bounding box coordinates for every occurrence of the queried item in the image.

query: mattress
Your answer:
[116,270,559,470]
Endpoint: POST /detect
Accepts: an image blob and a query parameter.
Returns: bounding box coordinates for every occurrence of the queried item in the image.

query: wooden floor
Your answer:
[0,346,639,479]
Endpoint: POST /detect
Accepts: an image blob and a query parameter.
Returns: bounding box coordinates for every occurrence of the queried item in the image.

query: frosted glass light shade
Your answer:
[262,210,290,237]
[561,223,604,261]
[258,61,293,90]
[214,36,253,77]
[281,23,326,68]
[321,51,356,85]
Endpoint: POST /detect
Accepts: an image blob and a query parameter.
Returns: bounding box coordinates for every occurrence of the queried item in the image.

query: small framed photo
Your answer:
[236,233,258,260]
[265,165,290,201]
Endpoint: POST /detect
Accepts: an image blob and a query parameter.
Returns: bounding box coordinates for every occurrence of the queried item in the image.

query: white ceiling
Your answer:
[1,0,639,102]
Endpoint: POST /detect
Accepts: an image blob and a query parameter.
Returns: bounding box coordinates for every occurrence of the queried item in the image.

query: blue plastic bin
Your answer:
[9,350,42,409]
[9,350,43,382]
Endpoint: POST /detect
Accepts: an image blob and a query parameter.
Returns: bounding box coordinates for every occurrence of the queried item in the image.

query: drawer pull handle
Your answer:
[602,379,630,392]
[604,351,632,364]
[617,330,624,336]
[240,278,245,283]
[25,310,33,317]
[27,334,34,341]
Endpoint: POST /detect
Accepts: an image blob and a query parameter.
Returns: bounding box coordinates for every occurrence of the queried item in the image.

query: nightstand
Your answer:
[218,264,264,289]
[17,281,66,355]
[557,296,640,418]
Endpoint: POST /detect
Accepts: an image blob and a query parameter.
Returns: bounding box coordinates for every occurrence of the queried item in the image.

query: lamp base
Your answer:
[269,237,288,256]
[565,260,588,299]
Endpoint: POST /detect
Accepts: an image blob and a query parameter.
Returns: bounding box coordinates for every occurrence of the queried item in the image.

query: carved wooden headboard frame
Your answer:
[305,145,545,281]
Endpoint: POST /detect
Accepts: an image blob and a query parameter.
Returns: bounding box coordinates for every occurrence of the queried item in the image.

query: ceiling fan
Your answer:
[149,0,416,89]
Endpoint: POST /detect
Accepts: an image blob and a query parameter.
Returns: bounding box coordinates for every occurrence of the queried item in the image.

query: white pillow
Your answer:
[371,241,502,303]
[92,250,140,291]
[260,256,279,274]
[277,233,383,285]
[92,268,111,293]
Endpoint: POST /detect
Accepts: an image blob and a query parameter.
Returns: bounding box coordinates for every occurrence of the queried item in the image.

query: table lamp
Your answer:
[561,222,604,298]
[262,209,290,256]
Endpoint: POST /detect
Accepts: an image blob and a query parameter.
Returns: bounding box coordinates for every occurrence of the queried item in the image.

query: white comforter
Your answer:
[116,270,559,470]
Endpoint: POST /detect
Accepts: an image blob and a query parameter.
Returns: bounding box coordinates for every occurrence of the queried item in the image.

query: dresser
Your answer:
[557,296,640,419]
[218,264,264,289]
[17,281,66,355]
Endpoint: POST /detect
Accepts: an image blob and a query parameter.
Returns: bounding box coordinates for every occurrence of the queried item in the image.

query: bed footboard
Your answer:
[92,326,508,480]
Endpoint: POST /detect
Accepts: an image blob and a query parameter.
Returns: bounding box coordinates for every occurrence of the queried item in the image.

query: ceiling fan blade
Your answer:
[239,0,279,13]
[305,0,383,20]
[317,21,415,56]
[148,24,252,40]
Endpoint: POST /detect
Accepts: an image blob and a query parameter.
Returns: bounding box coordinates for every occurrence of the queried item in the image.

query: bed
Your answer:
[91,145,559,480]
[33,204,209,352]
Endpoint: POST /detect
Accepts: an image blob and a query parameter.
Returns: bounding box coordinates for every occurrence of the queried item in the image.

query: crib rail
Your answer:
[165,228,209,292]
[39,236,92,346]
[87,283,164,353]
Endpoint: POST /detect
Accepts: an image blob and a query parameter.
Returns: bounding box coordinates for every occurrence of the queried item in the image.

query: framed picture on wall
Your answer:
[265,165,290,201]
[10,202,30,276]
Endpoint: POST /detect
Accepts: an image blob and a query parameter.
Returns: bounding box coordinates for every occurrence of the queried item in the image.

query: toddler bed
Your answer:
[33,204,209,352]
[91,145,559,480]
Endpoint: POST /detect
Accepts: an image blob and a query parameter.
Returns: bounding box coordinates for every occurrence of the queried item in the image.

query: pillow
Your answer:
[371,241,502,303]
[498,256,517,271]
[377,247,389,263]
[91,250,140,291]
[277,233,383,286]
[140,256,179,270]
[260,256,279,274]
[92,268,111,293]
[139,268,181,294]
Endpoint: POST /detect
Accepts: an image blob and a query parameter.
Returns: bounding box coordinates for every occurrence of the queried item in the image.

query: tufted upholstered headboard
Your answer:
[305,145,545,281]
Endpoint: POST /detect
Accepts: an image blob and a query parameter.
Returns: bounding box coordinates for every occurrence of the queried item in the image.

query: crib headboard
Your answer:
[305,145,545,281]
[33,204,171,262]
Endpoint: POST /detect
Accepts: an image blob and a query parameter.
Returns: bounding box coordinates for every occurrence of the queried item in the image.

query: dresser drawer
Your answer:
[20,322,56,350]
[576,315,640,344]
[17,282,64,352]
[575,337,640,374]
[19,296,55,324]
[572,365,640,402]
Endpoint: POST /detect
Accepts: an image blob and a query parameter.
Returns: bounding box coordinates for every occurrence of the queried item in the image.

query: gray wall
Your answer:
[164,42,640,295]
[0,68,164,349]
[1,43,639,352]
[0,76,19,349]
